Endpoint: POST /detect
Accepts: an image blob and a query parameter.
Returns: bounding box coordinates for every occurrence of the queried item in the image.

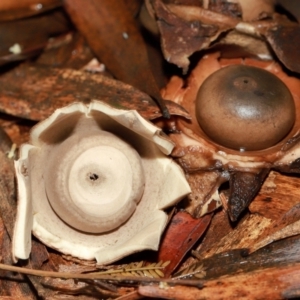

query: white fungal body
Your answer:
[13,100,191,264]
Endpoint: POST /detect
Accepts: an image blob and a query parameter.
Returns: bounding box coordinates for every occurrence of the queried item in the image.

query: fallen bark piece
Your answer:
[249,171,300,220]
[176,234,300,280]
[193,213,272,260]
[138,262,300,299]
[249,203,300,254]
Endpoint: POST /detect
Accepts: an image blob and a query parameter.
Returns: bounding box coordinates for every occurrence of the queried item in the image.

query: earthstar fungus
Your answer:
[160,52,300,221]
[13,100,191,264]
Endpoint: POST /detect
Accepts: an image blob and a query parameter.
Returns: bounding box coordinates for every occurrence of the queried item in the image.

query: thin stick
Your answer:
[0,263,203,288]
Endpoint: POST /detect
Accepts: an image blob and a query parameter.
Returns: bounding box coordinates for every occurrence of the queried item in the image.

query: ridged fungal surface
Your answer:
[13,100,191,264]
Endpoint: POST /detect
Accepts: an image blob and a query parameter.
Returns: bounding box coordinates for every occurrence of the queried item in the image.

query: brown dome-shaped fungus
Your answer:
[196,65,295,151]
[160,52,300,222]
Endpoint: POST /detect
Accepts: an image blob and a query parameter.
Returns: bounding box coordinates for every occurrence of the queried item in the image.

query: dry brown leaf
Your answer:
[64,0,169,117]
[0,9,70,65]
[157,212,212,277]
[264,17,300,73]
[36,33,95,71]
[0,0,62,21]
[277,0,300,22]
[0,64,189,121]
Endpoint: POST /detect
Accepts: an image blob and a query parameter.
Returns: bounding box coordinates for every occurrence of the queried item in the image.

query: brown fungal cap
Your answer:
[195,65,295,151]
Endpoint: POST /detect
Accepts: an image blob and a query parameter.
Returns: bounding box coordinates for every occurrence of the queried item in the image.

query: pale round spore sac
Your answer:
[44,131,145,233]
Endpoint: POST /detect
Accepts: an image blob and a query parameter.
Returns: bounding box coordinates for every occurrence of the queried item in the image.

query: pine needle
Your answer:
[0,263,204,288]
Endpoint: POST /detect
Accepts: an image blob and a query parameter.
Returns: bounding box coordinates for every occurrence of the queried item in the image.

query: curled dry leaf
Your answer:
[262,16,300,74]
[13,100,191,264]
[151,0,236,73]
[160,52,300,221]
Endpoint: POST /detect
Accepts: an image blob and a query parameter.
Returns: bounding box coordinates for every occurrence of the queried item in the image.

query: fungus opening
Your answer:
[195,65,296,151]
[88,173,99,181]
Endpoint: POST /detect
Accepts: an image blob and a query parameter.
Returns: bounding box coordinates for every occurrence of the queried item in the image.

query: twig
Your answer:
[0,263,204,288]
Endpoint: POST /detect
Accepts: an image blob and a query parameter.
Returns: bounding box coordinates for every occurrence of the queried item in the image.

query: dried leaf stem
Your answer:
[166,4,277,37]
[100,261,170,278]
[0,263,203,288]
